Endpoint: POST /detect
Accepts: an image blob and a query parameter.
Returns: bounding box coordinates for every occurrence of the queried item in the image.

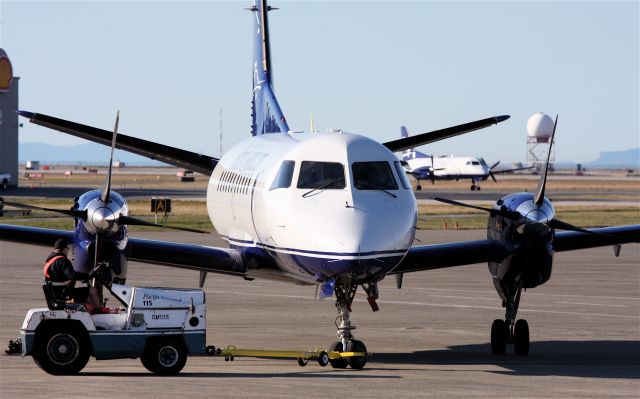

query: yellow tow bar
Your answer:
[206,345,368,368]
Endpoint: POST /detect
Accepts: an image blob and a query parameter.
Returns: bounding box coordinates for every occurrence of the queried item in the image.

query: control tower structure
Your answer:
[526,112,555,172]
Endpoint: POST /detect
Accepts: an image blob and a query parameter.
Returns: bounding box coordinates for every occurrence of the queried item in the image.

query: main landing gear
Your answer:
[470,182,481,191]
[491,282,529,356]
[329,276,375,369]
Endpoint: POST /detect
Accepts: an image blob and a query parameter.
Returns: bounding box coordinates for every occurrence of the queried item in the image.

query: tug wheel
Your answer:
[33,325,90,375]
[328,341,348,369]
[141,338,187,375]
[347,340,368,369]
[317,351,329,367]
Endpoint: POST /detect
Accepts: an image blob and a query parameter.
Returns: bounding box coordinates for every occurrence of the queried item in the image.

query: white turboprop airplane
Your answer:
[400,126,533,191]
[3,0,639,370]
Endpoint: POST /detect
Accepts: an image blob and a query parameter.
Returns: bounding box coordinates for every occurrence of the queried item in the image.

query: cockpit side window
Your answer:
[297,161,345,189]
[270,160,295,190]
[352,161,398,190]
[471,161,480,165]
[393,161,411,189]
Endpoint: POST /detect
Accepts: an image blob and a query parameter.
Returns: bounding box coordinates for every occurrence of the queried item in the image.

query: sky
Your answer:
[1,0,638,164]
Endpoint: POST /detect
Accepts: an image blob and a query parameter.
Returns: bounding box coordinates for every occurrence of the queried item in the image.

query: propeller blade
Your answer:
[547,218,626,240]
[489,161,500,170]
[430,154,435,184]
[534,114,558,206]
[430,196,520,220]
[1,198,87,220]
[94,234,103,270]
[101,110,120,204]
[118,215,210,234]
[489,172,497,182]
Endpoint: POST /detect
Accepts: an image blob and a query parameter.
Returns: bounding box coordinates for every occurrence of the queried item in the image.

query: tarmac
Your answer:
[1,229,638,398]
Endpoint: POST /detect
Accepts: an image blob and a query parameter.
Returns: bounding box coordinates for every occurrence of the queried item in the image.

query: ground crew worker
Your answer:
[44,238,101,314]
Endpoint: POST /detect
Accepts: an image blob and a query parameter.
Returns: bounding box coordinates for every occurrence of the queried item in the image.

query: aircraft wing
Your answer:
[17,111,217,176]
[491,166,536,174]
[0,224,246,277]
[390,224,640,274]
[384,115,510,153]
[388,239,507,274]
[554,225,640,251]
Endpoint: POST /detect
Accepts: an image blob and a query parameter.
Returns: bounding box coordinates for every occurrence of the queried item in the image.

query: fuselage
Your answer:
[404,150,491,180]
[207,131,417,284]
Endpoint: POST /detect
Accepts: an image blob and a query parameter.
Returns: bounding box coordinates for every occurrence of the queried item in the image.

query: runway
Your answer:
[1,230,638,398]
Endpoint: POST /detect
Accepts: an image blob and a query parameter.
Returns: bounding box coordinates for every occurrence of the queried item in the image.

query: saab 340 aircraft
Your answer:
[400,126,533,191]
[3,0,639,369]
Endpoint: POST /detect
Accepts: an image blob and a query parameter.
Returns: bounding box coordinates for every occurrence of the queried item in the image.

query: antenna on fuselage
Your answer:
[310,113,316,134]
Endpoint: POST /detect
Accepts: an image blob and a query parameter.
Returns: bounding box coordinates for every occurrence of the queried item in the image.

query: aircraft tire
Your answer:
[328,341,349,369]
[416,184,422,191]
[33,325,90,375]
[514,319,530,356]
[490,319,507,355]
[141,338,187,375]
[347,340,367,369]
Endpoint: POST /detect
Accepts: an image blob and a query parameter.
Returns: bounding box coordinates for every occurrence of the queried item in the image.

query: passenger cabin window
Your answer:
[352,161,398,191]
[393,161,411,189]
[270,160,295,190]
[297,161,345,189]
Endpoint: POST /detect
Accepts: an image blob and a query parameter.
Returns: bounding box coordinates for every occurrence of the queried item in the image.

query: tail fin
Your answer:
[401,126,415,161]
[250,0,289,135]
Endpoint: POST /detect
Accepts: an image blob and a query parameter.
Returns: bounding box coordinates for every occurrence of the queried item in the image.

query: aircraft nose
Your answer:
[315,210,385,253]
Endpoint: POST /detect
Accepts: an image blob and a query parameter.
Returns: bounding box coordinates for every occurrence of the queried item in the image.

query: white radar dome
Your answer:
[526,112,554,139]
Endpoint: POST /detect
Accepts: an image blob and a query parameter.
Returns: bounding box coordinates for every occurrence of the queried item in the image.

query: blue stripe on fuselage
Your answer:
[223,235,405,282]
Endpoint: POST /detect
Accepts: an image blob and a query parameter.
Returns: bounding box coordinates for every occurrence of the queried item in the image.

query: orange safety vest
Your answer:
[43,255,65,280]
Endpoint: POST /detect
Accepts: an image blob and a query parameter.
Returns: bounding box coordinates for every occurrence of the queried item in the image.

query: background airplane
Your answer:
[400,126,533,190]
[2,0,638,370]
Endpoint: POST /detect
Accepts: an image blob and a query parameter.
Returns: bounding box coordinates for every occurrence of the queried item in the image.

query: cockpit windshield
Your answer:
[352,161,398,191]
[270,160,295,190]
[297,161,346,189]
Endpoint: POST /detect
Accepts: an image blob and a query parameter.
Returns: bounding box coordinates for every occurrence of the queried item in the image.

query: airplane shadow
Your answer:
[80,370,398,379]
[370,340,640,379]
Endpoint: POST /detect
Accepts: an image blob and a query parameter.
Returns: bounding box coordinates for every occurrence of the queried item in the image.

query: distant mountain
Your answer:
[584,148,639,168]
[19,142,163,166]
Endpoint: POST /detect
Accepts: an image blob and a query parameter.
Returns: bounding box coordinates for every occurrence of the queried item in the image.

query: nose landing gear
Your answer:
[491,282,529,355]
[329,276,372,369]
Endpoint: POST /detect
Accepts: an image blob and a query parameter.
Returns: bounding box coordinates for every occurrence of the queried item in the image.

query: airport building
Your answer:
[0,48,19,187]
